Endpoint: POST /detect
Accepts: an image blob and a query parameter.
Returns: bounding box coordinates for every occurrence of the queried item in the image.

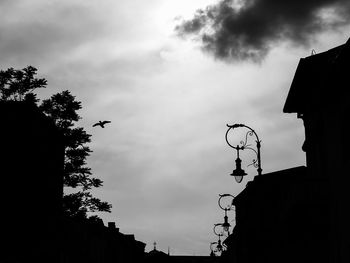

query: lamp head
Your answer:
[222,222,230,232]
[222,215,230,232]
[230,157,247,183]
[216,239,223,251]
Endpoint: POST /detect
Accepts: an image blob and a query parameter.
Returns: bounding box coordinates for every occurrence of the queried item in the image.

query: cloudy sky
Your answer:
[1,0,350,256]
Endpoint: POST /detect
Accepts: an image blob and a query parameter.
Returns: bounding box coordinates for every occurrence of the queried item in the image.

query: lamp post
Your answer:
[225,124,263,183]
[218,194,235,233]
[213,223,226,252]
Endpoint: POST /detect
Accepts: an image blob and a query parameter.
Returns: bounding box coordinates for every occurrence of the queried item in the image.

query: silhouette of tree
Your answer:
[0,66,111,219]
[0,66,46,103]
[40,91,112,219]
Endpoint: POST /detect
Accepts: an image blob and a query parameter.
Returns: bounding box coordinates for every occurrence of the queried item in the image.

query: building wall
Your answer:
[229,167,330,263]
[292,42,350,262]
[61,218,146,263]
[0,101,64,263]
[281,39,350,263]
[301,95,350,262]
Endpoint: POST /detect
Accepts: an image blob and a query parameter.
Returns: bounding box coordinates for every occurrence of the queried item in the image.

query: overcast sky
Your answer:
[1,0,349,256]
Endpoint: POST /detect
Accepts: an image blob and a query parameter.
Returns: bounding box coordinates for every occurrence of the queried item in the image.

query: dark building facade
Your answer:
[169,256,221,263]
[227,166,329,263]
[1,101,146,263]
[224,38,350,262]
[283,37,350,262]
[61,219,146,263]
[144,247,221,263]
[0,101,64,262]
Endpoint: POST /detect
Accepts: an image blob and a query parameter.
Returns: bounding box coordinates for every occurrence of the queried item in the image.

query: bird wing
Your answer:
[92,123,100,127]
[102,120,111,124]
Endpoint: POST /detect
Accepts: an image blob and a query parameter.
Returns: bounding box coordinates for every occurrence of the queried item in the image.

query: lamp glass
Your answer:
[234,175,243,183]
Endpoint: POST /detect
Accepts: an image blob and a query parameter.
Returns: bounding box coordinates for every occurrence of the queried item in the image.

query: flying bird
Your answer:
[93,120,111,128]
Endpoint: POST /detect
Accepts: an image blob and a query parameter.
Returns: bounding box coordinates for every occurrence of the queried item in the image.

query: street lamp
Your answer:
[216,237,223,252]
[225,124,263,183]
[213,223,226,252]
[218,194,235,233]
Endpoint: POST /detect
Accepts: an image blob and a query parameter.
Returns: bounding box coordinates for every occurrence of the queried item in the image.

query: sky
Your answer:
[1,0,350,256]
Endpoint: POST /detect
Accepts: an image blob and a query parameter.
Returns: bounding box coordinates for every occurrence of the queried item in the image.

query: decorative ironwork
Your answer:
[218,194,235,233]
[213,223,225,237]
[218,194,235,211]
[225,124,263,182]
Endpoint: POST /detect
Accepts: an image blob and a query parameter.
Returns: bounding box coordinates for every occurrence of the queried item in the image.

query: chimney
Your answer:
[108,222,119,232]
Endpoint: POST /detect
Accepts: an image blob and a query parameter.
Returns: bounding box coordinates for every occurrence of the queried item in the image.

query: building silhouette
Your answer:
[61,218,146,263]
[226,166,329,263]
[0,101,145,263]
[283,37,350,262]
[1,101,64,263]
[144,243,221,263]
[224,37,350,262]
[168,256,221,263]
[143,242,170,263]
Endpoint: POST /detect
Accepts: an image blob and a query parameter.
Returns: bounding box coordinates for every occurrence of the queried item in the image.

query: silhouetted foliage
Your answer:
[0,66,111,219]
[41,91,111,218]
[0,66,46,103]
[62,191,111,220]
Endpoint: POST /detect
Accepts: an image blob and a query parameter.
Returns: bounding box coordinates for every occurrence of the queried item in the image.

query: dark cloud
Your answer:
[175,0,350,62]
